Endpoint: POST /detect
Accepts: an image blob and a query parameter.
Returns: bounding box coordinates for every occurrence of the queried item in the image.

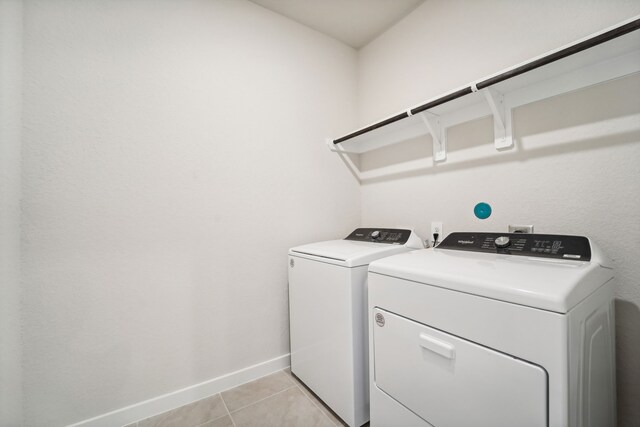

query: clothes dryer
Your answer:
[289,228,423,427]
[368,232,616,427]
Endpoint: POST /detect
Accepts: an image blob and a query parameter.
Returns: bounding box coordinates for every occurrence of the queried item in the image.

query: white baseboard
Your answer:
[67,353,291,427]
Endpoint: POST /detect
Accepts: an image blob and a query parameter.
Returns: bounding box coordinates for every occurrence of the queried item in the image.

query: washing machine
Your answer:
[288,228,423,427]
[368,232,616,427]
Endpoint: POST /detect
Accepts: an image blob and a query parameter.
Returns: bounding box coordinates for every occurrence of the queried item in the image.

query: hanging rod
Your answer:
[332,17,640,146]
[333,112,409,144]
[410,87,473,115]
[475,18,640,89]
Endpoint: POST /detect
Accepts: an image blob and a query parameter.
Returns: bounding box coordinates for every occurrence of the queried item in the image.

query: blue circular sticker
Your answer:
[474,202,492,220]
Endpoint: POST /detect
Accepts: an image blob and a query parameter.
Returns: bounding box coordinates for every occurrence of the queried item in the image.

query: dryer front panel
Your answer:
[372,308,548,427]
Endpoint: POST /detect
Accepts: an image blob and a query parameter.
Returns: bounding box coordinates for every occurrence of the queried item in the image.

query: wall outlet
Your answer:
[431,221,443,241]
[509,224,534,234]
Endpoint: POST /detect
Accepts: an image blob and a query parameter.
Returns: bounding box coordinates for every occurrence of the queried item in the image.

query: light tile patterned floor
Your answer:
[123,368,367,427]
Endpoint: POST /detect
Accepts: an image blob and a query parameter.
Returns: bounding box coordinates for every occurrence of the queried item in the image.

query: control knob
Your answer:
[494,236,511,248]
[371,230,381,240]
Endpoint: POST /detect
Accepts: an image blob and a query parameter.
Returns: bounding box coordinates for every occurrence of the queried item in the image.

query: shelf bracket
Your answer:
[326,138,338,152]
[328,138,362,182]
[482,87,513,150]
[419,112,446,162]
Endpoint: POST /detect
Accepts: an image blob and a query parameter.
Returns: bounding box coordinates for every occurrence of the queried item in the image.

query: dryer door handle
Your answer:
[419,333,456,359]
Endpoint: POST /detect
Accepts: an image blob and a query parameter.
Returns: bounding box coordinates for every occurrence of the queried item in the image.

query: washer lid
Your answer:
[368,245,613,313]
[290,240,414,267]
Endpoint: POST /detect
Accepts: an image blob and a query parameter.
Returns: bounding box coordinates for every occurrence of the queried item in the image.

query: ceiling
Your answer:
[247,0,426,49]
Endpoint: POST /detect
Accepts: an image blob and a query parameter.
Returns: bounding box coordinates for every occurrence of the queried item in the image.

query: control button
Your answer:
[544,249,551,253]
[494,236,511,248]
[371,230,381,240]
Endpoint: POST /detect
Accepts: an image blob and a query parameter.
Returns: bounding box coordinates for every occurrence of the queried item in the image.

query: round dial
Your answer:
[494,236,511,248]
[371,230,381,239]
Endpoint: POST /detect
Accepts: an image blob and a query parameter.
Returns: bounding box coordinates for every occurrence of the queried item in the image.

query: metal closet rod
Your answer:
[333,112,409,144]
[334,17,640,145]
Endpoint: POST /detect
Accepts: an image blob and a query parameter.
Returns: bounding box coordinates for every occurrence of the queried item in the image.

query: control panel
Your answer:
[437,232,591,261]
[344,228,412,245]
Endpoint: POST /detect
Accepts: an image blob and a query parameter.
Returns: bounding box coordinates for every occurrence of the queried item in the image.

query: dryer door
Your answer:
[372,308,548,427]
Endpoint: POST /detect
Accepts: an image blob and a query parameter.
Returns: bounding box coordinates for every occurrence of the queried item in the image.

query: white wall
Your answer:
[358,0,640,123]
[357,1,640,425]
[0,1,24,425]
[20,1,359,425]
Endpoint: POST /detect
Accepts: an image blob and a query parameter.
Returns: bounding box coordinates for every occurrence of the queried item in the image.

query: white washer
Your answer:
[289,228,423,427]
[368,232,616,427]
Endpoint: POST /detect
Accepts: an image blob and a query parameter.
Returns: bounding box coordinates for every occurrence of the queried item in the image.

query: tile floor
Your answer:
[124,368,369,427]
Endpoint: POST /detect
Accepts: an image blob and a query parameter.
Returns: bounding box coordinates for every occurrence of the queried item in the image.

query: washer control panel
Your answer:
[438,232,591,261]
[345,228,412,245]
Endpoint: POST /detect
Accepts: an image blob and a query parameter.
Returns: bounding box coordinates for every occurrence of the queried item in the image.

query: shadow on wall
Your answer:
[615,298,640,427]
[356,74,640,184]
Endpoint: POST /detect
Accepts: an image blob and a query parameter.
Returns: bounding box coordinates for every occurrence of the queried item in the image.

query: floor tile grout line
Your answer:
[220,370,295,415]
[136,393,227,427]
[283,368,342,427]
[219,370,295,406]
[129,372,295,427]
[293,382,342,427]
[279,368,296,387]
[283,369,342,426]
[127,373,340,427]
[194,407,233,427]
[195,418,218,427]
[219,392,237,427]
[228,385,299,415]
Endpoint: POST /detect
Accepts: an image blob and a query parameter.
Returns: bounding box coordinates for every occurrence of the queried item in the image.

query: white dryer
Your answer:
[368,232,616,427]
[289,228,423,427]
